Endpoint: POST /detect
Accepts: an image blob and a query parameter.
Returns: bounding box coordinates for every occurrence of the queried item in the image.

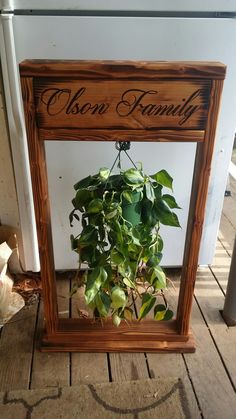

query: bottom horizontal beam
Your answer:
[41,334,195,353]
[40,319,195,353]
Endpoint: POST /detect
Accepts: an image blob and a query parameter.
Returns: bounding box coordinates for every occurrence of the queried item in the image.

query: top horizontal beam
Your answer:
[19,60,226,80]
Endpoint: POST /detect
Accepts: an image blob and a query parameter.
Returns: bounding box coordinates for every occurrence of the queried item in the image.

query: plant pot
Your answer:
[122,191,142,226]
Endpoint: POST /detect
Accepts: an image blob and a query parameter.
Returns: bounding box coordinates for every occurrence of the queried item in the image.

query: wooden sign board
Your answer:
[20,60,226,353]
[34,80,211,129]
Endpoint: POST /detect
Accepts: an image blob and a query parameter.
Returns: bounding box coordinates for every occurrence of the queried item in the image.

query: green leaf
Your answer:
[69,209,75,226]
[111,286,127,309]
[85,267,107,304]
[111,220,123,243]
[69,209,80,226]
[106,174,123,189]
[153,184,163,200]
[151,266,166,289]
[123,277,135,289]
[153,305,174,321]
[78,225,98,248]
[164,309,174,321]
[138,293,156,320]
[87,198,103,214]
[171,213,181,228]
[155,200,181,227]
[118,262,131,278]
[158,235,164,252]
[154,304,167,320]
[110,249,125,265]
[99,167,110,181]
[112,313,122,327]
[162,194,181,209]
[123,168,144,186]
[79,246,93,264]
[74,175,95,190]
[105,203,120,220]
[95,291,111,317]
[151,170,173,190]
[105,209,117,219]
[146,253,163,267]
[145,182,155,204]
[122,190,133,203]
[70,234,78,251]
[130,228,141,246]
[141,199,159,228]
[74,189,91,210]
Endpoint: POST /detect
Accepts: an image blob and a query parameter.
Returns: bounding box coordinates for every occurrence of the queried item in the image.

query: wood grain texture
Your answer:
[211,239,231,292]
[0,304,38,391]
[41,317,195,353]
[109,353,149,382]
[41,333,195,353]
[218,213,235,257]
[56,318,182,337]
[177,80,224,335]
[39,128,205,143]
[185,286,236,418]
[71,284,109,385]
[30,278,70,389]
[71,351,109,385]
[195,261,236,391]
[109,288,155,383]
[20,60,226,79]
[148,352,201,418]
[34,79,211,130]
[20,77,58,334]
[152,270,236,419]
[220,185,236,231]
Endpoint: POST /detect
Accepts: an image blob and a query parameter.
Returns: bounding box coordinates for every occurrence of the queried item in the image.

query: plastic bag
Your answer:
[0,242,25,328]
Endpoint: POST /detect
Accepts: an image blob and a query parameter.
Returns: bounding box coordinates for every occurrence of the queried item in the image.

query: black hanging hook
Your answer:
[115,141,131,152]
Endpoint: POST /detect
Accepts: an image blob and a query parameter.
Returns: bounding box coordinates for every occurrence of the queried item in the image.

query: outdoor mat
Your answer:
[0,378,191,419]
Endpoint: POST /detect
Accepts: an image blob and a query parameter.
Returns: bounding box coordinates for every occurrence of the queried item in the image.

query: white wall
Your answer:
[0,69,20,229]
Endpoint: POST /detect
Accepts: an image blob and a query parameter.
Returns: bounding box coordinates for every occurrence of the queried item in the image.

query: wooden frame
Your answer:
[20,60,225,352]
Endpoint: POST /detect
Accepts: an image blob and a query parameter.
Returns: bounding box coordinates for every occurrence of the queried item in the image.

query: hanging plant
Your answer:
[69,143,181,326]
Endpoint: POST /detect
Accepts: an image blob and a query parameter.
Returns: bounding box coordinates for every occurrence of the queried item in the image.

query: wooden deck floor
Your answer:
[1,182,236,418]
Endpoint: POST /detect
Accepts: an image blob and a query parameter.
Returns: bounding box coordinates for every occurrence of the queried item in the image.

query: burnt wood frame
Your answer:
[20,60,225,352]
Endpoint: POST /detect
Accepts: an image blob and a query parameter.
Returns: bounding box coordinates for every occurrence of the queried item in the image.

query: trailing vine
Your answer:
[70,151,181,326]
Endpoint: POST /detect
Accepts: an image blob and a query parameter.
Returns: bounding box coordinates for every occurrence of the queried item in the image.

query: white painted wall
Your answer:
[0,70,20,229]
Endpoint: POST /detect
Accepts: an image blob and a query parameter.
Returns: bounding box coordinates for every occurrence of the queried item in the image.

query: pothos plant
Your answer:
[69,160,181,327]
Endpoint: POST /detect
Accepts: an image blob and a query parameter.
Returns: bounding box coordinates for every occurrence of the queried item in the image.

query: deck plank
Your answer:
[218,213,235,256]
[210,239,231,293]
[147,271,201,418]
[30,278,70,389]
[71,286,109,385]
[0,303,38,391]
[221,192,236,231]
[109,352,149,382]
[109,291,150,382]
[195,240,236,389]
[147,353,201,419]
[184,281,236,419]
[195,266,236,390]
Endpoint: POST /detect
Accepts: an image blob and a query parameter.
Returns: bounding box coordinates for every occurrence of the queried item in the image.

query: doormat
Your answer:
[0,378,191,419]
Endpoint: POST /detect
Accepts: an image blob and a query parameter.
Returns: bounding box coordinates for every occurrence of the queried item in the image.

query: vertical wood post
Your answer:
[21,77,58,334]
[177,80,224,335]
